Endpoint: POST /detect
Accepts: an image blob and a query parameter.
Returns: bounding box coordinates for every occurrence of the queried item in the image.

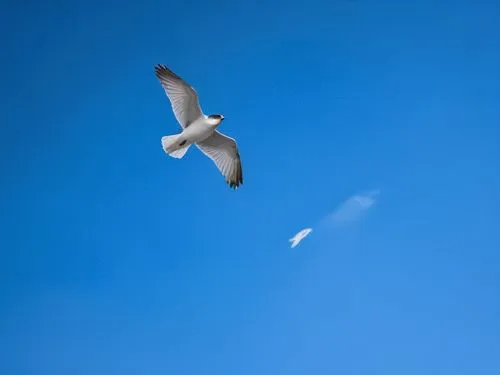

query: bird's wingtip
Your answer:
[227,179,243,190]
[154,64,165,73]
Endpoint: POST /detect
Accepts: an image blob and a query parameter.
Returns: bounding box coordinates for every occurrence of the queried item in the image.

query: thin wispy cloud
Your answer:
[288,228,313,248]
[329,190,380,224]
[288,190,379,247]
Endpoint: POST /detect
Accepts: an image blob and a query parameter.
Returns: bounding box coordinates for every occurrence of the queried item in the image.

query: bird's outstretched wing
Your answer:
[196,131,243,189]
[154,64,203,128]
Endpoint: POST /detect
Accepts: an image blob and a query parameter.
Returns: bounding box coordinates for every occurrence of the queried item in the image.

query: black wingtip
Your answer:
[154,64,166,74]
[154,64,183,81]
[227,178,243,190]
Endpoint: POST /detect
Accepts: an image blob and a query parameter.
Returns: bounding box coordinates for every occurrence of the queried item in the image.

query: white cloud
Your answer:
[288,227,313,248]
[328,190,380,224]
[287,190,379,249]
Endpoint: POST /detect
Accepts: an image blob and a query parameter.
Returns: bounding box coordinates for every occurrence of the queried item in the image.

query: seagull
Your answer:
[154,64,243,189]
[289,228,313,248]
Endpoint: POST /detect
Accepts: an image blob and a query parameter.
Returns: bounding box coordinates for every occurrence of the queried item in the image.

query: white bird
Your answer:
[154,64,243,189]
[289,228,313,248]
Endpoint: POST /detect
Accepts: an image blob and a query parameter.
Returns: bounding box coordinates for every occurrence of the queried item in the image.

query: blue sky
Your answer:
[1,0,500,373]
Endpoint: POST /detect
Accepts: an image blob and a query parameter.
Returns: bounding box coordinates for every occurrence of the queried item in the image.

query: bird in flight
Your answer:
[154,64,243,189]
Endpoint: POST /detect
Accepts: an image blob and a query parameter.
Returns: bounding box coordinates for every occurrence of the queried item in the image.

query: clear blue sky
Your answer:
[1,0,500,374]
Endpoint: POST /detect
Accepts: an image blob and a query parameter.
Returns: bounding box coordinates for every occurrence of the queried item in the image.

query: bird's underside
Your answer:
[154,64,243,189]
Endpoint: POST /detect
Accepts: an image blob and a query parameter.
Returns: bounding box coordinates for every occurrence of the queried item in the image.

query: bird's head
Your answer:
[207,114,224,127]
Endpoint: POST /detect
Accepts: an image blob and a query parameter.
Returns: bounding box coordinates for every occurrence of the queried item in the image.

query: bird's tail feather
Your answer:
[161,134,191,159]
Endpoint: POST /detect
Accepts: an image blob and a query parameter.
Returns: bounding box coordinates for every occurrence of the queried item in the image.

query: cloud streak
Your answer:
[289,228,313,248]
[328,190,380,224]
[287,190,379,248]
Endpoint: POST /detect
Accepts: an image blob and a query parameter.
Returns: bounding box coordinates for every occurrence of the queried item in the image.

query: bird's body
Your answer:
[154,64,243,189]
[181,116,218,143]
[162,116,219,154]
